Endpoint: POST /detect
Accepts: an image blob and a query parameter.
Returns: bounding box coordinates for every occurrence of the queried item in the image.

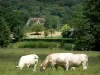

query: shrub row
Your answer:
[21,38,75,43]
[10,41,74,50]
[11,41,60,48]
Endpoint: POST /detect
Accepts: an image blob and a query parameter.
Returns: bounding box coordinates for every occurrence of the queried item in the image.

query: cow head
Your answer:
[16,66,22,70]
[40,64,46,72]
[16,66,19,68]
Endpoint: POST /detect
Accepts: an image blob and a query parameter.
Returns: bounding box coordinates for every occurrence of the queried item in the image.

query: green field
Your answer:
[0,48,100,75]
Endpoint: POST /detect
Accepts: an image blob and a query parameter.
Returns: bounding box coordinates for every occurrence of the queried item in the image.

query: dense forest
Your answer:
[0,0,83,26]
[0,0,100,51]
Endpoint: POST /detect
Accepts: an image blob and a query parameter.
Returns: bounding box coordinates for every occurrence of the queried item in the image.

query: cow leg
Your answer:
[26,64,30,68]
[71,67,75,70]
[82,62,87,70]
[51,62,56,71]
[51,64,55,71]
[59,65,66,71]
[65,63,69,71]
[55,64,58,70]
[33,64,37,72]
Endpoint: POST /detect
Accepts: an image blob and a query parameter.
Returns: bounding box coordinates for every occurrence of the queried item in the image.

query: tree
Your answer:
[69,4,88,39]
[44,16,53,28]
[13,26,24,41]
[0,17,10,47]
[52,16,60,29]
[84,0,100,51]
[67,4,90,50]
[61,7,72,24]
[61,24,71,32]
[44,16,60,29]
[44,29,49,38]
[9,11,26,41]
[0,0,84,43]
[31,23,44,34]
[61,24,71,38]
[49,29,55,38]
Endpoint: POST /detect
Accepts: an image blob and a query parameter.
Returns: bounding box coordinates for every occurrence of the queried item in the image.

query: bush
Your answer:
[13,27,24,41]
[10,41,75,50]
[61,31,71,38]
[11,41,61,48]
[0,17,10,47]
[61,24,70,32]
[31,23,44,33]
[18,38,75,43]
[74,34,95,51]
[64,43,75,50]
[74,39,88,51]
[44,29,49,38]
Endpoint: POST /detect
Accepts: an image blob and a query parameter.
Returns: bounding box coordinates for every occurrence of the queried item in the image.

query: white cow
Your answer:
[40,53,88,71]
[40,53,73,71]
[16,54,39,71]
[64,54,88,70]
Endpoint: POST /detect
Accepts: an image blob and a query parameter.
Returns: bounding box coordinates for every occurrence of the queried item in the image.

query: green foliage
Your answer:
[11,41,60,49]
[0,17,10,47]
[74,34,95,50]
[1,0,94,49]
[0,8,28,42]
[9,10,26,41]
[64,43,75,50]
[21,38,75,43]
[49,29,55,38]
[0,0,83,30]
[10,41,74,50]
[84,0,100,50]
[13,27,24,41]
[61,24,71,38]
[44,29,49,38]
[69,4,88,38]
[44,16,60,29]
[67,4,91,50]
[61,24,71,32]
[61,31,71,38]
[31,23,44,33]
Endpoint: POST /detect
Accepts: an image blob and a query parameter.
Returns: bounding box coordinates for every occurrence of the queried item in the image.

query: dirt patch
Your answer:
[25,31,61,38]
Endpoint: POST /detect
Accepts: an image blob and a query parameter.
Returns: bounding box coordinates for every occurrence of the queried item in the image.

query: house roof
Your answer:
[31,18,45,21]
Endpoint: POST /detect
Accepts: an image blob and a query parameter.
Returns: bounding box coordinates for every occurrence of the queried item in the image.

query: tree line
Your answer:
[0,0,100,51]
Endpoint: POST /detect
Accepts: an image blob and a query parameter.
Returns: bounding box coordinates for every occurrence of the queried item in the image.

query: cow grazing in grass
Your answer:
[16,54,39,71]
[40,53,88,71]
[64,54,88,70]
[40,53,73,71]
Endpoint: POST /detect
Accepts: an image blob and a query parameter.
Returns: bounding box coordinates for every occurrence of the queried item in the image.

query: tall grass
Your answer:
[10,41,60,48]
[0,48,100,75]
[9,41,74,50]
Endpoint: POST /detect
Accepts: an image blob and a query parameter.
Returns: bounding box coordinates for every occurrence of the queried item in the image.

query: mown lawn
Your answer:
[0,48,100,75]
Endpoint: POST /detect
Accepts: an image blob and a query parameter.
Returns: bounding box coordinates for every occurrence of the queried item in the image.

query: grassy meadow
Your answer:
[0,48,100,75]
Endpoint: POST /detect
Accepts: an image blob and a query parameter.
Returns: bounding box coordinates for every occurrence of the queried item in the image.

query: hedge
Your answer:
[10,41,74,50]
[20,38,75,43]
